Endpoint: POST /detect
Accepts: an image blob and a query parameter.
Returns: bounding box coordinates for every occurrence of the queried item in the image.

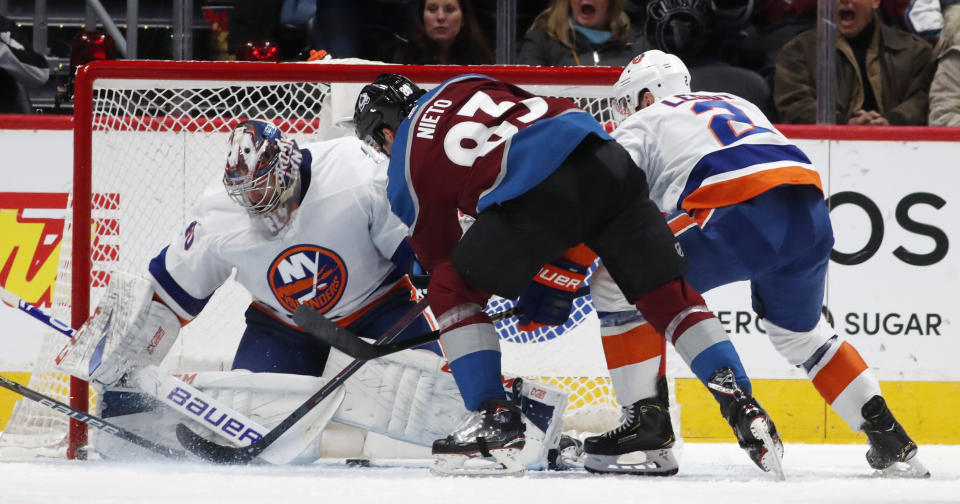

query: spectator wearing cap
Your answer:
[774,0,936,125]
[517,0,650,66]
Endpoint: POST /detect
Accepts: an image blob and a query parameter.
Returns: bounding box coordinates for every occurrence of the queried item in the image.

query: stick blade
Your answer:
[292,305,379,359]
[175,423,256,464]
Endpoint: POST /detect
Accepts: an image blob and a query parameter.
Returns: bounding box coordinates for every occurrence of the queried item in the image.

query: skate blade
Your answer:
[431,448,525,477]
[874,457,931,479]
[584,449,679,476]
[749,417,785,481]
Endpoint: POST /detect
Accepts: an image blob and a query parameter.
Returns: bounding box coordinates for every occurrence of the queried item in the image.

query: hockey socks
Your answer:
[633,278,752,401]
[690,341,752,399]
[447,350,507,411]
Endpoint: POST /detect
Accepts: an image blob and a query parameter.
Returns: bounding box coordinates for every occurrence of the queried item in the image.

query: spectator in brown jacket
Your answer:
[930,3,960,125]
[773,0,936,125]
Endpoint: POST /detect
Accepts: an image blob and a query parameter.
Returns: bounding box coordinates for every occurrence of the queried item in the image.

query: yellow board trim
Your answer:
[676,378,960,444]
[0,373,32,430]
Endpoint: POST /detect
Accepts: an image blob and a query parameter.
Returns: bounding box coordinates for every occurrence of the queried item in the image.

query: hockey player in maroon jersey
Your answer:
[352,73,782,476]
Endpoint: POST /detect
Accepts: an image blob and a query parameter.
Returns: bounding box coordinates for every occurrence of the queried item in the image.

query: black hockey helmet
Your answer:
[354,73,425,154]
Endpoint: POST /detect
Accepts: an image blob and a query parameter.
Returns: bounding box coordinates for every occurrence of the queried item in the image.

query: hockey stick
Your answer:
[174,296,431,464]
[0,374,188,459]
[488,286,590,323]
[293,305,439,360]
[0,285,283,460]
[295,287,592,360]
[0,284,77,339]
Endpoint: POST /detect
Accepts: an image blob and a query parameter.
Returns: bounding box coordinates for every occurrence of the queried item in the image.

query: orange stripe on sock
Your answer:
[602,323,666,370]
[811,341,869,404]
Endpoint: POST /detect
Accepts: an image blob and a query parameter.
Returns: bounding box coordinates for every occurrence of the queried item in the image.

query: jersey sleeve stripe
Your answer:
[147,246,213,320]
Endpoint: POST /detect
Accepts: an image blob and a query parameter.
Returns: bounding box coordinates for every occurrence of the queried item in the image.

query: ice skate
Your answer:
[548,434,585,470]
[709,367,785,479]
[583,389,679,476]
[861,395,930,478]
[431,398,526,476]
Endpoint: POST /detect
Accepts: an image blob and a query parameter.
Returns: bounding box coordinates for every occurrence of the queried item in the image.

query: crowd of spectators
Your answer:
[211,0,955,126]
[3,0,959,125]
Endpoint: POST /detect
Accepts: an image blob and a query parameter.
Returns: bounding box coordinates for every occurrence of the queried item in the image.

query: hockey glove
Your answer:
[516,260,587,331]
[410,260,430,290]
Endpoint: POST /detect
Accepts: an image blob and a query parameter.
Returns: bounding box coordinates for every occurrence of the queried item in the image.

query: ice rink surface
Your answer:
[2,443,958,504]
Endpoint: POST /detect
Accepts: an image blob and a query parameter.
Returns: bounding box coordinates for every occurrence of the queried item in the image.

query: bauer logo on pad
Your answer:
[267,244,348,314]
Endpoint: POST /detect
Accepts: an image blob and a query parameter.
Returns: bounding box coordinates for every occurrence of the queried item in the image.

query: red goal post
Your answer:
[10,61,631,460]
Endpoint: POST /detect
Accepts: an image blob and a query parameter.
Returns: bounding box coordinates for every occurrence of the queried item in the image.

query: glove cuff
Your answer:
[532,262,586,292]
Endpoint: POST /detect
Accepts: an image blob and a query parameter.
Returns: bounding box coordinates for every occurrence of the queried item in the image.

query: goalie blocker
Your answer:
[93,343,570,469]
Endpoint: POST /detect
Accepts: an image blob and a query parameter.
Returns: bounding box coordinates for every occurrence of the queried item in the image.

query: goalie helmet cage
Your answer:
[1,60,680,460]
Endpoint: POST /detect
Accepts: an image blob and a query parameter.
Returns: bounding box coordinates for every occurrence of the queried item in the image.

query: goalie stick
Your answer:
[0,284,77,339]
[0,374,188,460]
[174,296,431,464]
[0,284,287,462]
[295,287,593,360]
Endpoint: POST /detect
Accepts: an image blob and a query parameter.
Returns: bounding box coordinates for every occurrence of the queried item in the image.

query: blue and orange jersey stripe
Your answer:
[678,143,823,211]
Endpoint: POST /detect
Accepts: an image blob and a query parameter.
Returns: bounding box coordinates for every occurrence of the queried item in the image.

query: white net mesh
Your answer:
[0,63,627,458]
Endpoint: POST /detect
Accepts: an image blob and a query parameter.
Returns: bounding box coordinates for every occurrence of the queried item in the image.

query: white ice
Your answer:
[3,443,957,504]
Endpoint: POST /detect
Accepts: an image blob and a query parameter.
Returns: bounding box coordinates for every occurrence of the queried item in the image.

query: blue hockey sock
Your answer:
[447,350,506,411]
[690,341,752,397]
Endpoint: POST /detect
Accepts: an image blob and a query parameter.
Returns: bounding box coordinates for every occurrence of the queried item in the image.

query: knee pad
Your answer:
[763,314,834,367]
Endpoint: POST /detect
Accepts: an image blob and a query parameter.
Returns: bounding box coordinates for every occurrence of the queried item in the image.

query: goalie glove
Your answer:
[59,271,181,387]
[516,259,587,331]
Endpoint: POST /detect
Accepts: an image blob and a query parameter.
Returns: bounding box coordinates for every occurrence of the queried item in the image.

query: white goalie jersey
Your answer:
[148,135,409,328]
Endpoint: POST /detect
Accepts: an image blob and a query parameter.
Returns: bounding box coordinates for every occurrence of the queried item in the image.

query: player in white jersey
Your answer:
[574,50,924,477]
[148,120,439,375]
[79,120,570,468]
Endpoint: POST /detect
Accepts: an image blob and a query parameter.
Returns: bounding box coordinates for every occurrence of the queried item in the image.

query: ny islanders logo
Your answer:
[267,245,347,314]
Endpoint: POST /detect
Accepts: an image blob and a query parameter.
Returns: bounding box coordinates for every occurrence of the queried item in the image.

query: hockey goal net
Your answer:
[0,60,634,459]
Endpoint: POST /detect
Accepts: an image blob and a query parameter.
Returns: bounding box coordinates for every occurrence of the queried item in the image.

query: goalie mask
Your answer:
[223,120,302,232]
[613,50,691,124]
[354,73,425,155]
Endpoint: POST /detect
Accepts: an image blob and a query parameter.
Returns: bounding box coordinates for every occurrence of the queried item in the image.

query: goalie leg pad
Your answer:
[179,371,344,464]
[326,347,466,447]
[515,378,569,470]
[326,348,569,469]
[93,370,344,464]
